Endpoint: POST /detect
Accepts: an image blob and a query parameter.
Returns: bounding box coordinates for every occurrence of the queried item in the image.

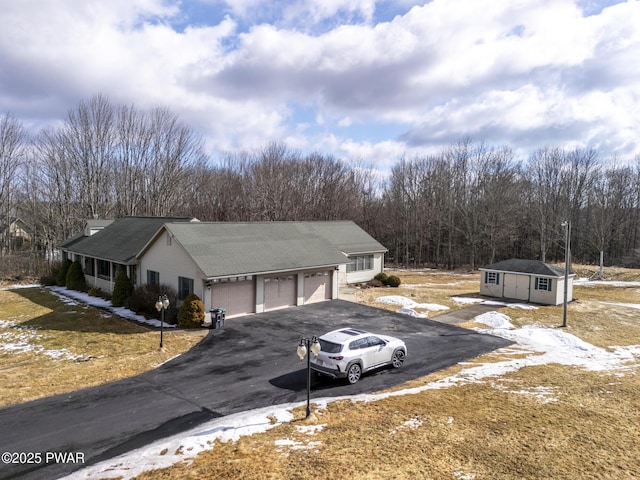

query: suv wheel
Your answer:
[392,349,406,368]
[347,363,362,384]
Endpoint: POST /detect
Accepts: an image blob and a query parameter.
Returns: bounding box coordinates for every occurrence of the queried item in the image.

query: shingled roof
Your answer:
[62,216,194,264]
[480,259,566,277]
[159,221,376,278]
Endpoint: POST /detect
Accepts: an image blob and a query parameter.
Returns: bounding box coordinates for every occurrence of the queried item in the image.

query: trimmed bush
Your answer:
[127,283,178,325]
[374,272,389,283]
[57,259,73,286]
[177,293,205,329]
[88,286,103,297]
[385,275,401,287]
[65,260,87,291]
[112,270,134,307]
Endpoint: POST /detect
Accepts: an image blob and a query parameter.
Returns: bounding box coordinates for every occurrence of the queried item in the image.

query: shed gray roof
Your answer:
[480,259,566,277]
[162,222,355,278]
[62,216,193,264]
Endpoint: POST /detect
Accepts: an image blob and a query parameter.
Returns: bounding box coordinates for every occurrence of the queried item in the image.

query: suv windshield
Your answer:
[319,339,342,354]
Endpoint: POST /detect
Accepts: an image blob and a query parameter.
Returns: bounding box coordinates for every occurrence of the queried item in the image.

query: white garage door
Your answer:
[264,275,296,311]
[304,271,331,304]
[211,277,255,318]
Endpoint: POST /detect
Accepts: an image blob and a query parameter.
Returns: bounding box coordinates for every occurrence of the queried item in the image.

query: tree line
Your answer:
[1,95,639,277]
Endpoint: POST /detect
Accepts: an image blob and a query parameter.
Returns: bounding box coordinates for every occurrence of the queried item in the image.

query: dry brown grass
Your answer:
[0,286,206,406]
[133,266,640,480]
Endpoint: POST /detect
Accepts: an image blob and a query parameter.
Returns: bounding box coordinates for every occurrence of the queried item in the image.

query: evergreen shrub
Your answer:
[112,270,134,307]
[177,293,205,329]
[66,260,87,291]
[57,259,73,286]
[385,275,401,287]
[374,272,389,283]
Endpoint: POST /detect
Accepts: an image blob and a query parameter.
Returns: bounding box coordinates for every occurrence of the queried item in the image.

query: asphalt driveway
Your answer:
[0,300,512,480]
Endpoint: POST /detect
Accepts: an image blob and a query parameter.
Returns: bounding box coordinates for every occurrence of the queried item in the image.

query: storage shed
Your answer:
[479,259,574,306]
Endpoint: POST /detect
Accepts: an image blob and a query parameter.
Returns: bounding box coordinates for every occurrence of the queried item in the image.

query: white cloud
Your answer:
[0,0,639,165]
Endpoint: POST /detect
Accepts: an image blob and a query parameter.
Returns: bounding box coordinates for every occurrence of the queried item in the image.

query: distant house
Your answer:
[58,217,386,319]
[0,217,33,250]
[479,259,574,306]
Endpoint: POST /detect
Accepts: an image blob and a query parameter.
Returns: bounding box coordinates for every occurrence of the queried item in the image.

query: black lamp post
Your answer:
[296,336,321,418]
[155,294,170,348]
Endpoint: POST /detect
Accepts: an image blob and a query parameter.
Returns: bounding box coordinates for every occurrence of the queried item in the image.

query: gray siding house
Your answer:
[59,217,386,319]
[479,259,574,306]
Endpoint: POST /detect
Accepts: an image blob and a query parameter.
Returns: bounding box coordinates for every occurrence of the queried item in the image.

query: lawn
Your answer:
[0,286,206,407]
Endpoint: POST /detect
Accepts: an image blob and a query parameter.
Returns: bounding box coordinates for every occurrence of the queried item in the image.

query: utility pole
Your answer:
[562,220,571,328]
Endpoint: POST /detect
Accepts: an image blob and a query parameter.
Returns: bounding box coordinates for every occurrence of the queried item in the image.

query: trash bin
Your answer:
[210,308,226,329]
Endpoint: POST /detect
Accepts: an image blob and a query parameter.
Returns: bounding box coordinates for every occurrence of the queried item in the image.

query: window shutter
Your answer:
[496,273,500,285]
[484,272,488,283]
[548,279,552,291]
[535,277,539,290]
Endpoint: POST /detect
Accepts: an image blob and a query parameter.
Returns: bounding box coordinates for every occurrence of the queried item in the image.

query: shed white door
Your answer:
[503,273,530,301]
[211,278,255,318]
[304,271,331,304]
[264,275,297,310]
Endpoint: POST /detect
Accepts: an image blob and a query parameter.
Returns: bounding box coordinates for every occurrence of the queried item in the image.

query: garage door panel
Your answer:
[304,272,331,304]
[265,275,296,310]
[212,278,255,318]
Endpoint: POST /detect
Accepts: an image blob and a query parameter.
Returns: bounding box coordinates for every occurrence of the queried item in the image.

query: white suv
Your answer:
[310,328,407,384]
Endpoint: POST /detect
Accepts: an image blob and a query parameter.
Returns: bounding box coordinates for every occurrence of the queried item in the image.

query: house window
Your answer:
[97,260,111,280]
[485,272,500,285]
[535,277,552,292]
[178,277,194,300]
[346,255,374,273]
[147,270,160,285]
[84,257,94,276]
[129,265,137,285]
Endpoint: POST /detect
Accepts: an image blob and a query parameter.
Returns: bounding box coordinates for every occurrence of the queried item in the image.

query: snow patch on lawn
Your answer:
[574,278,640,287]
[376,295,449,318]
[452,297,538,310]
[601,302,640,311]
[48,286,174,328]
[0,323,82,361]
[474,311,514,329]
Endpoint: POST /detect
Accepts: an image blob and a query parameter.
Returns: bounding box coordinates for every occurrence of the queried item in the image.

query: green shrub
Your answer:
[177,293,205,329]
[385,275,401,287]
[65,260,87,291]
[57,259,73,286]
[374,272,388,283]
[111,270,134,307]
[88,286,103,297]
[127,283,178,325]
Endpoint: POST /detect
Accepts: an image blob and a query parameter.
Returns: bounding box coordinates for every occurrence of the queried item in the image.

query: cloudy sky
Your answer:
[1,0,638,169]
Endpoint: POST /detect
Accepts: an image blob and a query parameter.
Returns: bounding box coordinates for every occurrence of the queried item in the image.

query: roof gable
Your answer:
[481,259,565,277]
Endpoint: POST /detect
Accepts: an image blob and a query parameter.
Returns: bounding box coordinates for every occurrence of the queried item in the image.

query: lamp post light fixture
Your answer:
[297,336,321,418]
[561,220,571,328]
[155,294,170,348]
